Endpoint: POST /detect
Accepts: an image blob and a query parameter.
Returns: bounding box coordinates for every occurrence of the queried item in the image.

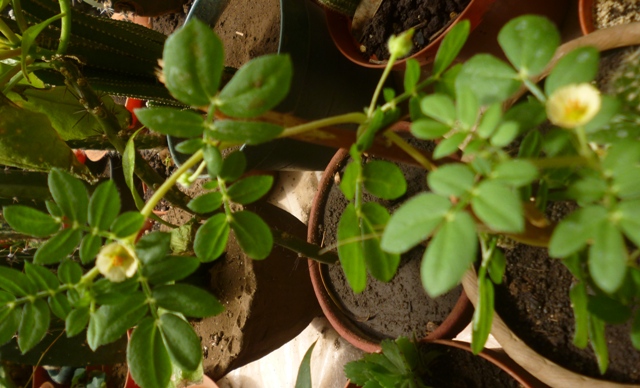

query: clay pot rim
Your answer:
[578,0,596,35]
[307,126,473,353]
[323,0,497,70]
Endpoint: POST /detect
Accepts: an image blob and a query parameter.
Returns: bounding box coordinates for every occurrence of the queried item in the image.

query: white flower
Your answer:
[546,83,601,128]
[96,243,138,282]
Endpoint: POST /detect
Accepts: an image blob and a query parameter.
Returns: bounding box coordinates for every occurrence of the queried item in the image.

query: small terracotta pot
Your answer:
[307,133,473,353]
[324,0,571,69]
[578,0,596,35]
[343,339,545,388]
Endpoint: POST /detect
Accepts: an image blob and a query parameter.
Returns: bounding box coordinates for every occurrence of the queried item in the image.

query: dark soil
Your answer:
[426,344,521,388]
[494,202,640,383]
[320,142,463,341]
[360,0,471,60]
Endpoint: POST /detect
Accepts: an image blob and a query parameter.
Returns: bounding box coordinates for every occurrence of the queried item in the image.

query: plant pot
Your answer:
[113,0,186,16]
[344,339,545,387]
[307,138,473,353]
[168,0,383,172]
[324,0,571,69]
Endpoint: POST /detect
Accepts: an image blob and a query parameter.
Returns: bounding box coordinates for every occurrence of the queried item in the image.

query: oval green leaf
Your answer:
[209,120,283,145]
[34,228,83,265]
[427,163,475,197]
[227,175,274,205]
[89,180,121,231]
[152,284,224,318]
[2,205,60,237]
[48,169,89,224]
[455,55,520,106]
[230,210,273,260]
[337,204,367,293]
[80,233,102,265]
[135,107,205,138]
[545,46,599,95]
[433,19,470,76]
[363,161,406,200]
[18,299,50,354]
[188,192,223,214]
[471,181,523,233]
[194,213,229,262]
[420,94,456,125]
[588,222,627,294]
[110,211,146,238]
[127,317,172,388]
[66,306,90,338]
[143,256,200,285]
[159,313,202,372]
[87,293,148,350]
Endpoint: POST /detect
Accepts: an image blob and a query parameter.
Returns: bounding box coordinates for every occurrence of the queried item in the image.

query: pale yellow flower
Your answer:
[96,243,138,282]
[546,83,601,128]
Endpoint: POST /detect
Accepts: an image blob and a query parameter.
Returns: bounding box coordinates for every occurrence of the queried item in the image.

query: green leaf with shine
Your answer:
[421,211,477,297]
[219,151,247,182]
[123,129,145,210]
[188,192,223,213]
[230,211,273,260]
[18,299,49,354]
[420,94,456,125]
[204,145,223,177]
[0,267,33,296]
[87,293,148,350]
[619,199,640,247]
[545,46,599,95]
[589,222,628,294]
[89,180,120,231]
[491,160,538,187]
[340,161,360,201]
[428,163,475,197]
[589,316,609,375]
[456,86,479,130]
[135,108,204,138]
[363,161,406,200]
[58,260,82,284]
[159,313,202,372]
[477,103,503,139]
[471,275,494,354]
[472,181,523,233]
[218,54,293,118]
[24,262,58,291]
[498,15,560,75]
[570,282,589,348]
[127,317,172,388]
[490,121,520,147]
[143,256,200,285]
[360,203,400,283]
[381,193,450,254]
[433,132,466,159]
[209,120,283,145]
[337,205,367,293]
[48,169,89,224]
[34,228,82,265]
[80,234,102,265]
[152,284,224,318]
[549,205,607,258]
[110,212,146,238]
[295,341,316,388]
[163,19,224,106]
[2,206,59,237]
[434,19,470,75]
[404,59,420,93]
[455,55,520,106]
[227,175,274,204]
[0,307,20,346]
[66,307,90,337]
[136,232,171,265]
[48,293,71,320]
[194,213,229,262]
[410,118,451,140]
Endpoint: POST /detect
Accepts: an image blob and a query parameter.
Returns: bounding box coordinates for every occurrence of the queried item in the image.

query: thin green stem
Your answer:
[0,65,20,89]
[10,0,28,33]
[381,76,436,112]
[0,20,19,46]
[575,126,592,160]
[2,68,24,93]
[383,130,437,171]
[80,266,101,285]
[57,0,71,55]
[279,112,367,138]
[523,78,546,103]
[217,176,233,218]
[368,53,398,116]
[140,149,204,219]
[140,279,159,320]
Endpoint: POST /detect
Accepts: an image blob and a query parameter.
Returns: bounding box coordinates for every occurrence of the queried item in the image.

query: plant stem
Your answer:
[381,76,436,112]
[0,48,19,60]
[279,112,367,138]
[140,149,203,218]
[523,78,546,103]
[271,229,338,265]
[383,130,437,171]
[57,0,71,55]
[66,133,167,149]
[10,0,28,33]
[368,53,398,116]
[0,19,19,45]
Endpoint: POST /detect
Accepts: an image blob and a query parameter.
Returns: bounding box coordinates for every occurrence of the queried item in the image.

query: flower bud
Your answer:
[546,83,601,129]
[388,29,415,59]
[96,243,138,282]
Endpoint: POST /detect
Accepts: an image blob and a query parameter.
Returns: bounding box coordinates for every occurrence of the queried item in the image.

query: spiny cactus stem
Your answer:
[52,59,194,214]
[66,133,167,150]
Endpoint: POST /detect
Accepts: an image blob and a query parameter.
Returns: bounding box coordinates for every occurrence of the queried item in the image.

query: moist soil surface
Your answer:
[360,0,470,60]
[494,202,640,383]
[319,142,463,341]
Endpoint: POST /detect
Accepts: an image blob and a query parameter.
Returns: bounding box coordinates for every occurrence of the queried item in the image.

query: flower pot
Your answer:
[307,139,473,353]
[578,0,597,35]
[344,339,545,387]
[113,0,186,16]
[325,0,571,69]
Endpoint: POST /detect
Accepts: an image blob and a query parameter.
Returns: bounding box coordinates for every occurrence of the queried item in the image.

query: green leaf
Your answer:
[143,256,200,285]
[24,262,58,291]
[80,234,102,265]
[175,138,204,154]
[0,267,32,297]
[66,307,90,337]
[491,160,538,187]
[218,54,293,118]
[295,341,316,388]
[159,313,202,372]
[340,161,360,201]
[89,180,120,231]
[127,317,172,388]
[360,203,400,283]
[203,144,222,177]
[87,293,148,350]
[421,211,477,297]
[363,161,406,200]
[570,282,589,348]
[490,121,520,147]
[498,15,560,76]
[48,169,89,224]
[219,151,246,182]
[230,211,273,260]
[227,175,274,204]
[589,222,628,294]
[136,232,171,265]
[427,163,475,197]
[455,55,520,106]
[58,260,82,285]
[162,19,224,106]
[567,175,608,204]
[588,315,609,375]
[34,228,82,265]
[471,275,494,354]
[2,206,60,237]
[518,130,542,158]
[619,199,640,247]
[545,46,599,95]
[585,96,621,134]
[135,108,205,138]
[48,293,71,320]
[0,307,20,346]
[433,132,466,159]
[632,310,640,350]
[420,94,456,125]
[382,193,451,254]
[18,299,49,354]
[152,284,224,318]
[188,192,223,213]
[404,59,421,93]
[110,212,146,238]
[488,249,506,285]
[337,205,367,293]
[433,19,470,76]
[194,213,229,262]
[587,293,631,324]
[549,206,607,258]
[21,13,64,78]
[410,118,451,140]
[471,181,523,233]
[383,88,395,103]
[614,166,640,199]
[123,129,145,210]
[456,86,479,130]
[208,120,283,145]
[477,103,503,139]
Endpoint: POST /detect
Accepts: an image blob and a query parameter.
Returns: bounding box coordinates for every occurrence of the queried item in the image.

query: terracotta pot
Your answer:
[324,0,571,69]
[343,339,545,387]
[307,135,473,353]
[578,0,596,35]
